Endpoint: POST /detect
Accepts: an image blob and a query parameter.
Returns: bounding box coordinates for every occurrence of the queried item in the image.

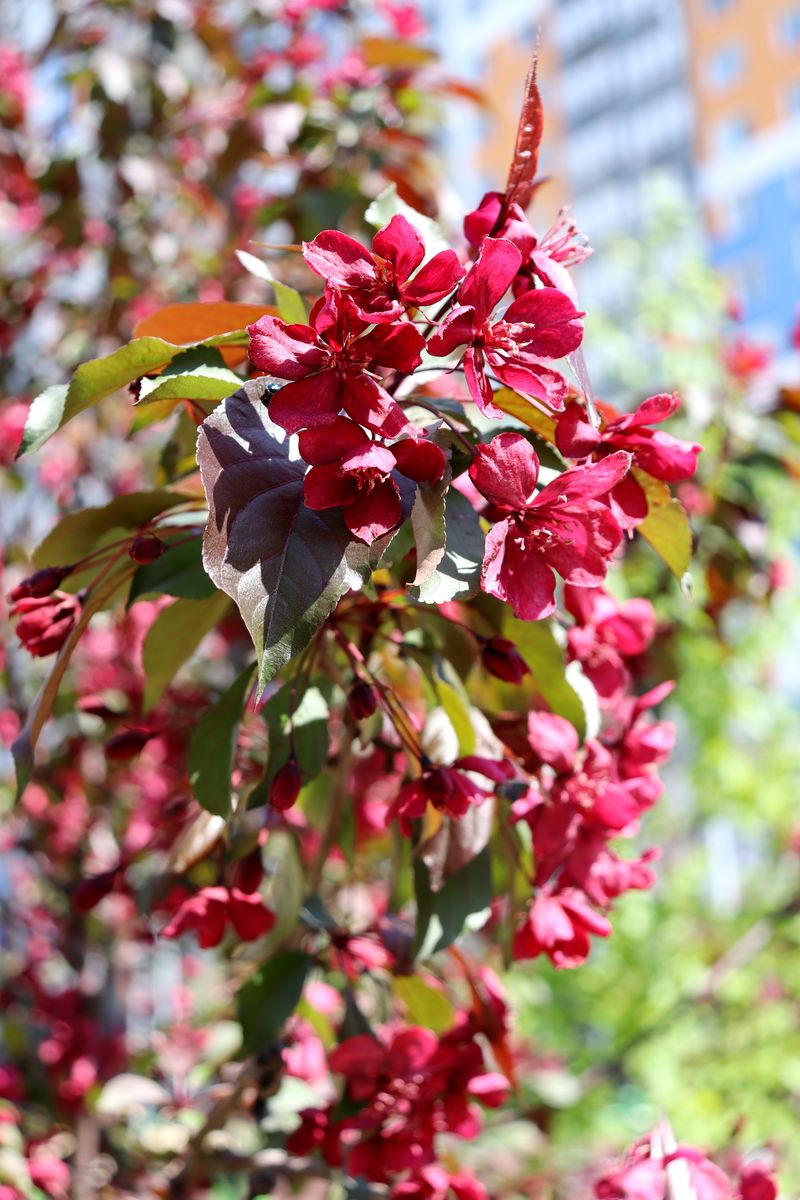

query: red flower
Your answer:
[464,191,590,300]
[298,417,445,544]
[394,1165,489,1200]
[302,214,464,323]
[161,886,276,948]
[388,755,514,832]
[480,635,530,684]
[565,585,656,703]
[426,238,584,415]
[556,395,702,529]
[526,711,579,775]
[248,288,423,436]
[269,757,303,811]
[513,887,611,968]
[469,432,631,620]
[738,1163,778,1200]
[11,591,80,657]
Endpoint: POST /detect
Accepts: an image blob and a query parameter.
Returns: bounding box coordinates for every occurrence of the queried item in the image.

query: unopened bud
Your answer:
[105,728,153,761]
[8,565,72,602]
[269,757,303,811]
[232,847,265,894]
[128,534,165,564]
[347,680,377,720]
[481,636,530,685]
[73,869,118,914]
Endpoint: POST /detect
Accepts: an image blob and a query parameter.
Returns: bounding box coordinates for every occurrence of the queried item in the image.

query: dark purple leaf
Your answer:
[197,380,399,692]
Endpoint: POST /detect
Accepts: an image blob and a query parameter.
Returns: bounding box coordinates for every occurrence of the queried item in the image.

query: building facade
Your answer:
[425,0,800,348]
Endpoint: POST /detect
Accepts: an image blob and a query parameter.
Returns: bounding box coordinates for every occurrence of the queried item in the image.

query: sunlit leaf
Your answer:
[188,663,256,817]
[635,468,693,578]
[394,975,456,1034]
[412,488,483,604]
[413,846,492,960]
[235,250,308,323]
[142,592,231,710]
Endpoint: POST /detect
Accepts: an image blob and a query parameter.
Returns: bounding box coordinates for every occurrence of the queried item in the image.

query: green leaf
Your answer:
[142,592,231,710]
[198,382,399,695]
[18,334,251,457]
[430,657,475,755]
[236,950,313,1056]
[138,366,242,405]
[33,490,188,569]
[413,846,492,960]
[635,468,693,578]
[262,684,330,783]
[129,539,218,604]
[412,489,483,604]
[394,976,456,1034]
[235,250,308,323]
[365,184,451,259]
[188,664,256,817]
[409,478,447,587]
[492,387,558,444]
[17,385,68,457]
[501,614,587,738]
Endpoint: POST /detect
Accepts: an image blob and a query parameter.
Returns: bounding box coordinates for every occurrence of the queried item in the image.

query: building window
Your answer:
[706,43,745,90]
[779,8,800,46]
[712,113,751,155]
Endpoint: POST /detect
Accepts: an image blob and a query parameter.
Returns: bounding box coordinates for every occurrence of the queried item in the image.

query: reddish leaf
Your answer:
[501,50,544,220]
[133,302,276,367]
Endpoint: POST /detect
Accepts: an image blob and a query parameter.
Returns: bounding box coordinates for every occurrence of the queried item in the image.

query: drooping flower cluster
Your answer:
[288,1019,509,1194]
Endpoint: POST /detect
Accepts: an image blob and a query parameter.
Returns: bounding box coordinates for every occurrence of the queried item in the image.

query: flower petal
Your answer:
[372,213,425,281]
[503,286,585,357]
[490,358,568,410]
[390,437,446,483]
[302,230,378,289]
[304,463,360,510]
[534,450,631,507]
[298,416,369,465]
[345,479,403,543]
[269,370,343,434]
[459,237,522,319]
[481,519,557,620]
[248,315,328,379]
[357,321,425,372]
[344,375,412,438]
[426,306,481,357]
[469,432,539,509]
[403,249,465,306]
[555,401,601,458]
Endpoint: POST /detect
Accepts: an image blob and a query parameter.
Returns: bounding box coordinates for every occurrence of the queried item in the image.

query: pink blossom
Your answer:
[469,432,631,619]
[248,289,423,436]
[303,214,463,322]
[427,237,584,415]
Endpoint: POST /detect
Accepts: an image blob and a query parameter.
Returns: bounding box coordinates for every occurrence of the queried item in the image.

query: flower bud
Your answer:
[105,728,153,761]
[12,592,80,657]
[269,757,303,811]
[481,636,530,684]
[73,869,118,914]
[232,847,265,895]
[347,680,377,720]
[128,534,165,564]
[8,565,72,602]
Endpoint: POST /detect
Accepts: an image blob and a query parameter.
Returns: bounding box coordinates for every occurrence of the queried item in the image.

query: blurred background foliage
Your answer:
[3,0,800,1193]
